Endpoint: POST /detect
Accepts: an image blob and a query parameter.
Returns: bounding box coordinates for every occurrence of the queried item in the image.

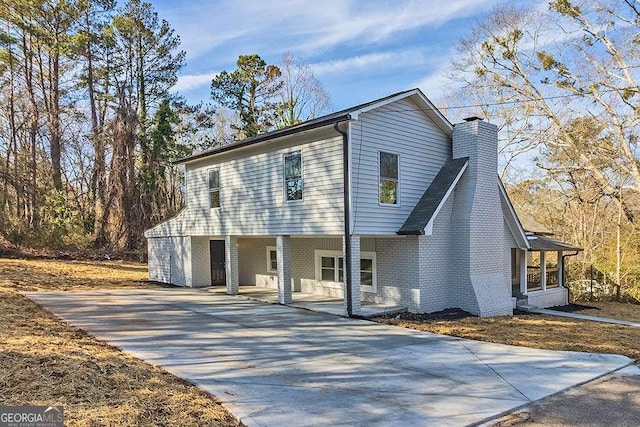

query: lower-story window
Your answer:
[266,246,277,273]
[314,250,377,292]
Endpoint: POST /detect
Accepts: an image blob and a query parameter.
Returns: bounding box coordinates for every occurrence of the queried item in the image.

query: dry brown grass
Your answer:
[0,257,153,292]
[0,258,241,426]
[563,301,640,323]
[377,312,640,360]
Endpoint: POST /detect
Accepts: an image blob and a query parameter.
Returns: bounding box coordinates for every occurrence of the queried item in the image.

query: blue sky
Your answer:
[152,0,517,115]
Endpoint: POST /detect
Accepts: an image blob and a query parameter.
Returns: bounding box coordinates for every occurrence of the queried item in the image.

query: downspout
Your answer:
[334,119,353,317]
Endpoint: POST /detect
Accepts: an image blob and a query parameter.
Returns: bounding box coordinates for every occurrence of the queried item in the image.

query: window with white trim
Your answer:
[379,151,399,205]
[284,150,303,201]
[266,246,277,273]
[314,250,377,292]
[208,168,220,208]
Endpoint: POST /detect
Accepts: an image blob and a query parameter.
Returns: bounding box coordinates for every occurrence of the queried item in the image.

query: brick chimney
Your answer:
[450,117,512,316]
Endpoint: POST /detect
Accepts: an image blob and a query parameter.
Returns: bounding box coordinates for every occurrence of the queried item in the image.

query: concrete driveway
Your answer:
[28,288,638,426]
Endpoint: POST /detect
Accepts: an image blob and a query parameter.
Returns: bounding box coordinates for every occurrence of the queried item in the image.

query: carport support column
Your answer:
[344,235,361,316]
[225,235,239,295]
[276,235,293,304]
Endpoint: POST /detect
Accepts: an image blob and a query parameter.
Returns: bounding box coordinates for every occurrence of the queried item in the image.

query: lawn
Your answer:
[376,308,640,360]
[553,300,640,323]
[0,258,241,427]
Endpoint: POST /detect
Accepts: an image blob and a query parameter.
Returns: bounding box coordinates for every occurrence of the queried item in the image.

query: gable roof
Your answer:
[397,157,468,236]
[516,211,554,235]
[175,88,452,165]
[499,181,531,250]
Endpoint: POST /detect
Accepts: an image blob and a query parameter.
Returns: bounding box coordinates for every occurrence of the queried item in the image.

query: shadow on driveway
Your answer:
[28,289,639,427]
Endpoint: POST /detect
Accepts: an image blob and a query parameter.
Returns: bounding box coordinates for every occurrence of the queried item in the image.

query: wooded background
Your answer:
[0,0,638,300]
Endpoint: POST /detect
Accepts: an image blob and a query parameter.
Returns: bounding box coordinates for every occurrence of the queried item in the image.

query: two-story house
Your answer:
[144,89,580,317]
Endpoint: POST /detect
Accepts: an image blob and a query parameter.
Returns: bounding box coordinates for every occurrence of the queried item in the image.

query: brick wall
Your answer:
[372,237,420,310]
[293,237,343,296]
[191,236,211,287]
[419,196,453,312]
[238,237,278,288]
[527,288,568,307]
[450,119,513,317]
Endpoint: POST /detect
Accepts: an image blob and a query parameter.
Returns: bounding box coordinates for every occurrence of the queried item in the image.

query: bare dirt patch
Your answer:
[375,309,640,360]
[0,258,241,426]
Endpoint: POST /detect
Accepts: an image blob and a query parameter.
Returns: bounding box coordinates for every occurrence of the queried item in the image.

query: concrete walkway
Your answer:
[28,289,639,427]
[527,307,640,328]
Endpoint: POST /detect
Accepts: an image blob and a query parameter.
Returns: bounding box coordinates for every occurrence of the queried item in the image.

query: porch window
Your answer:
[315,250,376,292]
[284,150,303,201]
[266,246,277,273]
[208,169,220,208]
[379,151,399,205]
[526,251,560,291]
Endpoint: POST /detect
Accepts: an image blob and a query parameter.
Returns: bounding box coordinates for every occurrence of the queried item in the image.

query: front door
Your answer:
[210,240,226,285]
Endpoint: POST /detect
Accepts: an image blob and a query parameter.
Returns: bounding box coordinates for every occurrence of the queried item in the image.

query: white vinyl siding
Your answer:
[144,96,451,239]
[351,97,451,235]
[147,237,171,283]
[314,250,377,293]
[146,127,344,237]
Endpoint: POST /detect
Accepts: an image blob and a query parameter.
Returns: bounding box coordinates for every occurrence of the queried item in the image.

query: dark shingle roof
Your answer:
[397,157,469,235]
[175,89,419,164]
[517,211,553,235]
[527,235,582,252]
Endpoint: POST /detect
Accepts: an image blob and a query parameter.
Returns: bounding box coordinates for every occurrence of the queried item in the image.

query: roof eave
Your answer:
[499,180,531,250]
[174,113,351,165]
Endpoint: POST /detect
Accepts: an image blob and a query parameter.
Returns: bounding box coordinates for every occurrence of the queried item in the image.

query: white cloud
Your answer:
[173,72,218,92]
[310,51,424,76]
[152,0,512,108]
[158,0,502,61]
[295,0,499,52]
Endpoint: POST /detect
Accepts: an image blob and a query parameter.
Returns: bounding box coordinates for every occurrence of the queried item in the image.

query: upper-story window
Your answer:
[379,151,399,205]
[208,168,220,208]
[284,150,303,201]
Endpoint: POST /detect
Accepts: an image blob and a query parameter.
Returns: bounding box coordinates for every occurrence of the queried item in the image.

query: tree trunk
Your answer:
[49,40,63,192]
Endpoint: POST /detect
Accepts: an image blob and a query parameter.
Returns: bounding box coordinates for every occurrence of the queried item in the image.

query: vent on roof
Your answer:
[463,116,484,122]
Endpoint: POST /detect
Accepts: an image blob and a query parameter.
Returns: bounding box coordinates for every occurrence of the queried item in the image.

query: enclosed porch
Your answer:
[511,235,581,308]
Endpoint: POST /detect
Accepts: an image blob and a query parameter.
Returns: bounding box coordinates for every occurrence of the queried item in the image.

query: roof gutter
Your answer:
[334,119,353,317]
